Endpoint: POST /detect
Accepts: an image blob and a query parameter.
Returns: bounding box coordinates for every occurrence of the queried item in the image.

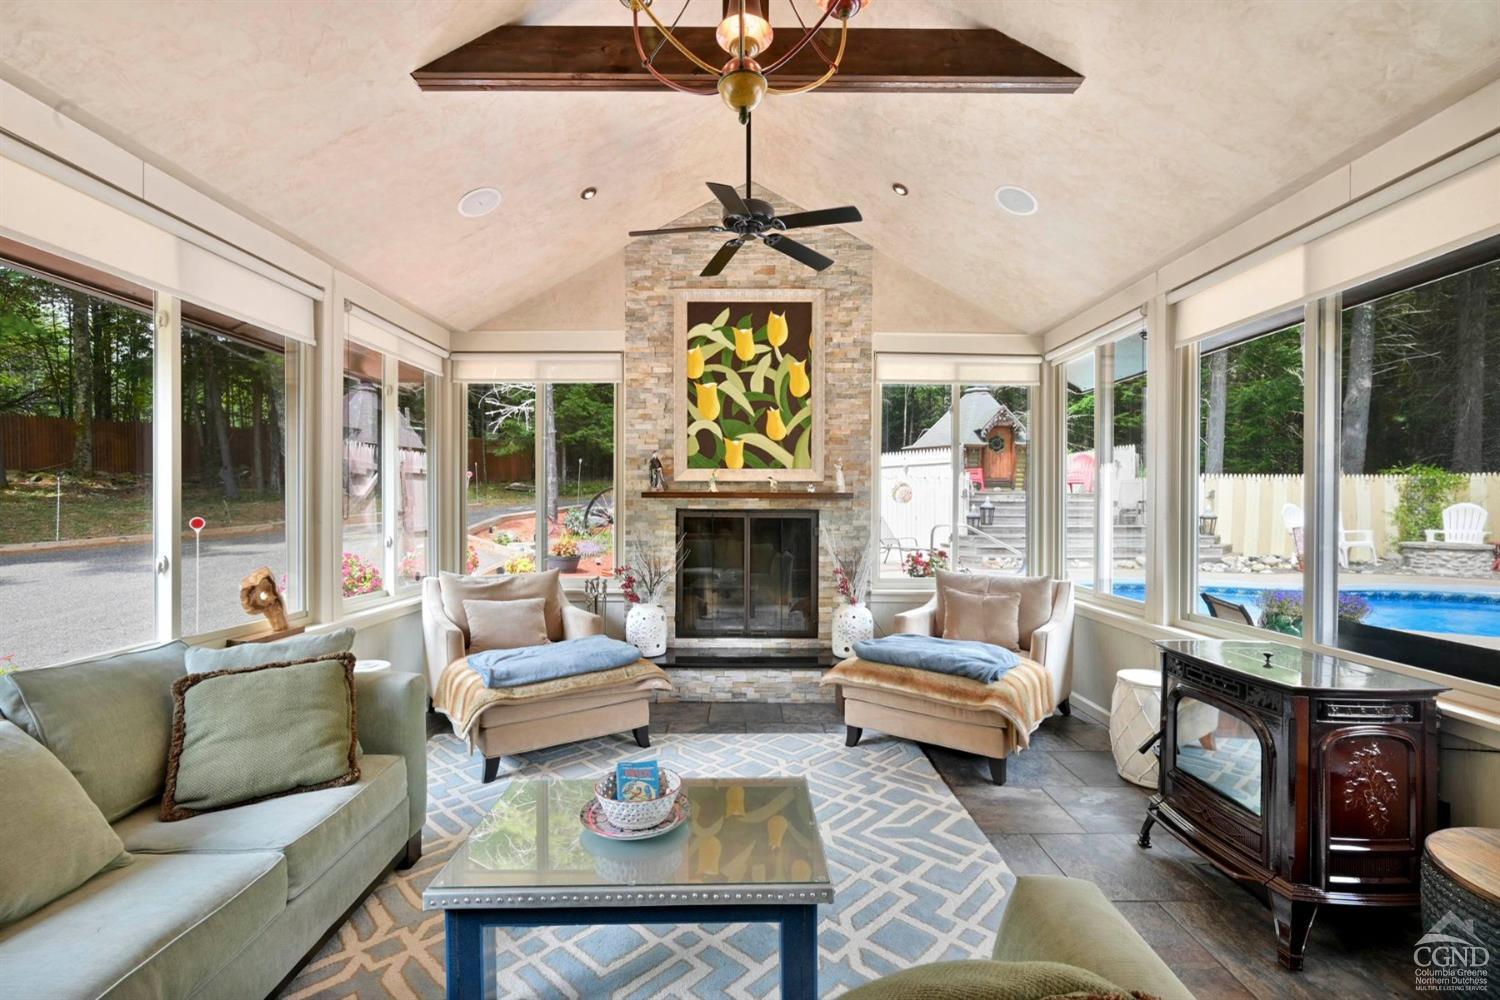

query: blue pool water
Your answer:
[1109,582,1500,637]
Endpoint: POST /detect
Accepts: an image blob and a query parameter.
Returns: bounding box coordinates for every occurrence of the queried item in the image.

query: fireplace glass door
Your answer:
[676,511,817,639]
[1173,697,1262,815]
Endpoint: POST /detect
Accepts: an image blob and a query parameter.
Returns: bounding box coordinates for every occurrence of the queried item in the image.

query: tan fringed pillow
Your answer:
[464,597,550,653]
[942,589,1022,651]
[439,570,564,645]
[161,654,358,822]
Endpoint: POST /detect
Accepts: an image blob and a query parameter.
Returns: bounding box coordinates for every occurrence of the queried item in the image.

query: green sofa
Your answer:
[0,641,428,1000]
[845,875,1196,999]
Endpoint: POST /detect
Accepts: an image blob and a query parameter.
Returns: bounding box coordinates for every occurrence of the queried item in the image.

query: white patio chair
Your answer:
[1282,502,1376,567]
[1426,502,1490,544]
[879,516,919,564]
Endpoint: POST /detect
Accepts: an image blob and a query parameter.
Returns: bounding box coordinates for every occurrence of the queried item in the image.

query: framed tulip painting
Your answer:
[674,288,823,482]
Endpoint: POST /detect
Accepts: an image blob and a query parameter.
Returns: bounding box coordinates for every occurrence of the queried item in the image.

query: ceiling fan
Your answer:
[628,115,862,276]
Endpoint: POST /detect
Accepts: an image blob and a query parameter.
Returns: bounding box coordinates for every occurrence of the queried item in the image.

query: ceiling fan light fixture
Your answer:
[716,0,773,58]
[457,186,501,218]
[994,185,1039,216]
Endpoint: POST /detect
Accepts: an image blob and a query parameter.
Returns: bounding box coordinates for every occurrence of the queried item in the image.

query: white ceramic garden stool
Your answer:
[831,604,874,658]
[626,603,668,658]
[1110,669,1169,788]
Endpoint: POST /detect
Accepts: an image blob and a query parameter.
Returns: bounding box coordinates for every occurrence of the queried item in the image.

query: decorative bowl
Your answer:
[593,769,682,831]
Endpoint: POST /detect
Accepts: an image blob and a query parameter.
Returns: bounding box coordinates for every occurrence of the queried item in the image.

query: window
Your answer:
[1335,250,1500,657]
[180,312,302,633]
[1064,354,1096,589]
[877,380,1032,580]
[1194,317,1304,631]
[342,341,387,599]
[0,261,155,668]
[465,380,617,580]
[878,383,953,579]
[1063,327,1148,601]
[396,362,432,587]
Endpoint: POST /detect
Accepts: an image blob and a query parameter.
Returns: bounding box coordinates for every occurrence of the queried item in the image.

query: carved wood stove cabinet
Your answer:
[1139,639,1446,970]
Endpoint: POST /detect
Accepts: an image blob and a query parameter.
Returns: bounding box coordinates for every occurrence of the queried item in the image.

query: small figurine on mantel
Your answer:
[767,476,780,493]
[708,470,719,493]
[834,460,846,493]
[806,484,816,493]
[648,450,666,491]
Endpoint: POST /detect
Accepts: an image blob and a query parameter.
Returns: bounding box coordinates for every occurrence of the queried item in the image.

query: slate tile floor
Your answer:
[652,700,1427,999]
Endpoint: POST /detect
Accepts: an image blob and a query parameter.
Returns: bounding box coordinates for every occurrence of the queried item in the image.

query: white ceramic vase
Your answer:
[626,602,668,658]
[831,603,874,658]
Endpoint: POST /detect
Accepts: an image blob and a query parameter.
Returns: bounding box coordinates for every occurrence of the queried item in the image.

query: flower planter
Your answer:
[626,603,668,657]
[831,603,873,658]
[546,555,581,573]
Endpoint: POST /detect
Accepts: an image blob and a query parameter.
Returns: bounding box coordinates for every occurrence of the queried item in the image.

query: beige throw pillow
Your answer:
[0,721,130,924]
[439,570,564,646]
[941,589,1023,651]
[935,570,1055,648]
[464,597,551,653]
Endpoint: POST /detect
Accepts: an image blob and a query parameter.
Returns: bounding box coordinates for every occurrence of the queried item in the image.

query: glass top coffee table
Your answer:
[425,775,833,1000]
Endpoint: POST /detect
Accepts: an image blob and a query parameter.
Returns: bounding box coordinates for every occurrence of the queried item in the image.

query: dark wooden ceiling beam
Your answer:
[413,25,1082,94]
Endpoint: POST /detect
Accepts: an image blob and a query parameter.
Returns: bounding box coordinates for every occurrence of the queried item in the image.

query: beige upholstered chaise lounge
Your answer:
[827,573,1074,785]
[422,569,670,782]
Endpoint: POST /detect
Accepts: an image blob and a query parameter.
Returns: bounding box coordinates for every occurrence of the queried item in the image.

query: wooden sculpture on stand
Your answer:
[240,566,290,632]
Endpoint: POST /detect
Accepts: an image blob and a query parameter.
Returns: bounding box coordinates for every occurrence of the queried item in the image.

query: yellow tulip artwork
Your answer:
[766,311,788,348]
[767,814,788,850]
[682,299,817,476]
[766,407,788,441]
[696,381,721,421]
[726,786,746,817]
[788,357,810,398]
[734,326,755,362]
[724,437,745,469]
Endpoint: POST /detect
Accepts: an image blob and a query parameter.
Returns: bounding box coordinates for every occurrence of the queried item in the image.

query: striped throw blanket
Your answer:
[820,655,1054,748]
[434,657,671,742]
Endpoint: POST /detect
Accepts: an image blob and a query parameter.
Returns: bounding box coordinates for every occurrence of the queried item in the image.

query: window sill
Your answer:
[322,594,423,631]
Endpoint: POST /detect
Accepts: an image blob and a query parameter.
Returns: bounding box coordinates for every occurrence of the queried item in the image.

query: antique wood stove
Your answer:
[1139,639,1446,970]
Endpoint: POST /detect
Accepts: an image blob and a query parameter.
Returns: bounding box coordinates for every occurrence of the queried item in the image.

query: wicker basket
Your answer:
[594,769,682,831]
[1422,852,1499,955]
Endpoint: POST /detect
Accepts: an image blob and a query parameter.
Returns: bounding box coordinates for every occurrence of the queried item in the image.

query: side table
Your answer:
[1110,669,1218,788]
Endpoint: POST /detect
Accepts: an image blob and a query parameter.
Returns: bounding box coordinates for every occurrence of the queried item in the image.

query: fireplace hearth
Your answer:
[675,510,818,639]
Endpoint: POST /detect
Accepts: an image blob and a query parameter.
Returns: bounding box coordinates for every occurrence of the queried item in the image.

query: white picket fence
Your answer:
[879,447,953,557]
[1202,473,1500,560]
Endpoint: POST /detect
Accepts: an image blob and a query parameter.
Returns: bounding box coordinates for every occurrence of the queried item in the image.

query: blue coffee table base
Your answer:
[444,903,819,999]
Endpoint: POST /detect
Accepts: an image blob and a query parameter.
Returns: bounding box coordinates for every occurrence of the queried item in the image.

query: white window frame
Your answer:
[393,365,438,596]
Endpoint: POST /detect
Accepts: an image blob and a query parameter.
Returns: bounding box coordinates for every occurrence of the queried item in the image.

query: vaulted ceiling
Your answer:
[1,1,1496,335]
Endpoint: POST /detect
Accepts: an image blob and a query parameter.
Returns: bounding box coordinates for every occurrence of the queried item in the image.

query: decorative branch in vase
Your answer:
[822,526,874,658]
[614,536,689,657]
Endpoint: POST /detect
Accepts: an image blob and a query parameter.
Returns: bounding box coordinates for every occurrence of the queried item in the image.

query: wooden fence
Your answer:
[467,439,534,485]
[1202,473,1500,559]
[0,414,286,480]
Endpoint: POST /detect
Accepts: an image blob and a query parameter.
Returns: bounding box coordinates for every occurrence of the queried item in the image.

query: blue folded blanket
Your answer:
[467,635,644,689]
[852,633,1020,684]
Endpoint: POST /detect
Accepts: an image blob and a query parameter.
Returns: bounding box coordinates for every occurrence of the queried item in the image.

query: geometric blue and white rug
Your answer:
[281,731,1011,998]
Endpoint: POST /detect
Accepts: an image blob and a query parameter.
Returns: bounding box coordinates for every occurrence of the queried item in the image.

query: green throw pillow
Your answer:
[161,654,359,821]
[0,721,130,925]
[839,960,1146,1000]
[183,626,355,673]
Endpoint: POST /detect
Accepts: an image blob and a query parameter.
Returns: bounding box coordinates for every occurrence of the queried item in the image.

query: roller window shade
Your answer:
[1043,307,1146,363]
[1173,153,1500,345]
[875,354,1040,385]
[451,353,623,383]
[345,304,447,374]
[0,155,317,344]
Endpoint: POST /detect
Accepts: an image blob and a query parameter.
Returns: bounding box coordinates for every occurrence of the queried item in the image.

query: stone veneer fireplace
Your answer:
[623,185,872,662]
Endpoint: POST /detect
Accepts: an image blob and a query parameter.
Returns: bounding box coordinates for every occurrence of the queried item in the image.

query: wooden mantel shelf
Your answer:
[640,490,853,500]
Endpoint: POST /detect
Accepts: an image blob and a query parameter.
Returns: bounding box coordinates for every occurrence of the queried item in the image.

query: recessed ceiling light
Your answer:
[994,185,1038,216]
[457,187,501,218]
[891,182,909,196]
[580,186,598,201]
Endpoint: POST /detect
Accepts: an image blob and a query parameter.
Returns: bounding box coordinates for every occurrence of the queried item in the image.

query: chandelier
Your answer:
[627,0,872,122]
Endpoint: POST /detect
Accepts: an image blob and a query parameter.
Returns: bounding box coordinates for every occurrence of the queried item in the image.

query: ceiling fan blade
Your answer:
[764,234,834,272]
[706,182,751,218]
[628,225,725,237]
[776,206,863,230]
[700,239,744,277]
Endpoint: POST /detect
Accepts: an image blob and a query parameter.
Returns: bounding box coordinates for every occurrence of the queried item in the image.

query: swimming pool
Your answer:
[1109,582,1500,637]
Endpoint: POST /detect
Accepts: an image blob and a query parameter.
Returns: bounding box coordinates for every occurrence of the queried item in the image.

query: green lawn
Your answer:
[0,473,285,546]
[465,479,613,512]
